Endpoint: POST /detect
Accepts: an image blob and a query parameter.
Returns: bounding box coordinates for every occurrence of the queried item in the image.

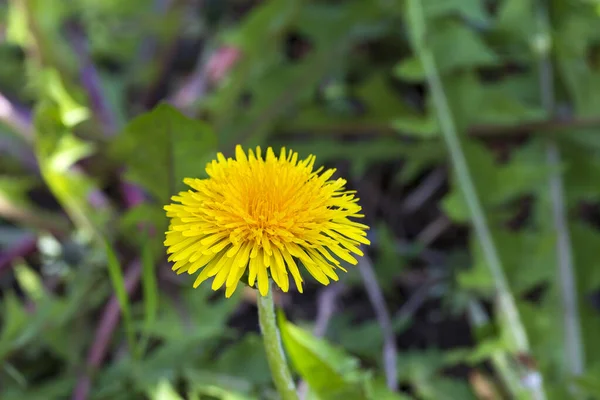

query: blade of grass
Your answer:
[534,0,584,381]
[104,239,136,359]
[139,236,158,356]
[405,1,547,398]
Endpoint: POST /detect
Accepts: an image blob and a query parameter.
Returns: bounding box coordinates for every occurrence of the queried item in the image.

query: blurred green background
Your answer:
[1,0,600,399]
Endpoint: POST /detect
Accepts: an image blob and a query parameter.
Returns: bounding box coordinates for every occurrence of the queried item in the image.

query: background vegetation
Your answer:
[1,0,600,399]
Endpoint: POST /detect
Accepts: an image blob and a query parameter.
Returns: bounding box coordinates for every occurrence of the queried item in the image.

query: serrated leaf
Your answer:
[213,334,271,385]
[442,140,550,222]
[0,292,29,360]
[413,377,477,400]
[14,261,46,302]
[184,369,255,399]
[396,21,498,81]
[0,176,36,209]
[459,231,556,295]
[39,69,90,127]
[494,0,536,41]
[422,0,490,24]
[33,102,106,235]
[474,83,546,125]
[559,137,600,205]
[365,378,413,400]
[278,312,370,400]
[392,113,439,137]
[149,379,185,400]
[112,103,217,203]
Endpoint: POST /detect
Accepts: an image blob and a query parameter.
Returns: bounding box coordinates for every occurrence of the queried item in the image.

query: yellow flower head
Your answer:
[164,145,370,297]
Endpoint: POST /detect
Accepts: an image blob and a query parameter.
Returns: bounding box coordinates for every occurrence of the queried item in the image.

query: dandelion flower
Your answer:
[164,145,370,297]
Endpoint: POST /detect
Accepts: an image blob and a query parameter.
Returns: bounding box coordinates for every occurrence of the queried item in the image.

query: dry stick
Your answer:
[535,3,584,381]
[71,261,142,400]
[401,167,446,214]
[415,215,451,247]
[357,253,398,392]
[297,283,346,399]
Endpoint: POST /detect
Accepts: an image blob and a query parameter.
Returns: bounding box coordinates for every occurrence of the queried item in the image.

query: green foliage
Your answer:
[279,311,370,399]
[111,103,217,203]
[2,0,600,399]
[279,312,409,400]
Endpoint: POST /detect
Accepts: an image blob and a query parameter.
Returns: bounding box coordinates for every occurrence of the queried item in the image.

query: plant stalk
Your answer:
[257,281,299,400]
[406,0,547,398]
[534,1,585,380]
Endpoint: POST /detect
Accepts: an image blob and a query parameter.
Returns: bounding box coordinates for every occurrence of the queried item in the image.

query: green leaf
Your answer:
[365,378,413,400]
[213,334,271,386]
[13,261,46,302]
[112,103,217,203]
[396,20,498,81]
[459,230,556,295]
[392,113,439,137]
[422,0,490,24]
[570,223,600,366]
[413,377,476,400]
[184,369,256,399]
[39,69,89,127]
[558,137,600,205]
[0,176,36,209]
[494,0,536,41]
[148,379,185,400]
[442,140,550,222]
[0,292,29,360]
[574,365,600,397]
[278,312,369,400]
[33,102,108,235]
[473,82,546,125]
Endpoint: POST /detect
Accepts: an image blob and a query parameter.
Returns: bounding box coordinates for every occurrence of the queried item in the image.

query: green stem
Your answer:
[257,281,299,400]
[406,1,547,399]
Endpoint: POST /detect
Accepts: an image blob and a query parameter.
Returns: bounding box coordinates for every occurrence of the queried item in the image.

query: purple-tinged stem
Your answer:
[0,235,38,276]
[0,92,34,142]
[68,24,148,213]
[67,24,117,136]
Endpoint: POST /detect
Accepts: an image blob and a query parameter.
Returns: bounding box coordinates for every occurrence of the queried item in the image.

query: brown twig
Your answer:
[416,215,452,246]
[401,167,446,213]
[71,260,142,400]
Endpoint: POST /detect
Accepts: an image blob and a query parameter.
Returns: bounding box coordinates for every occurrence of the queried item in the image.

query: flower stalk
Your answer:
[257,281,299,400]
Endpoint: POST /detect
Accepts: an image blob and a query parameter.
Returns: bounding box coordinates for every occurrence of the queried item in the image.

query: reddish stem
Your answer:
[0,235,38,276]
